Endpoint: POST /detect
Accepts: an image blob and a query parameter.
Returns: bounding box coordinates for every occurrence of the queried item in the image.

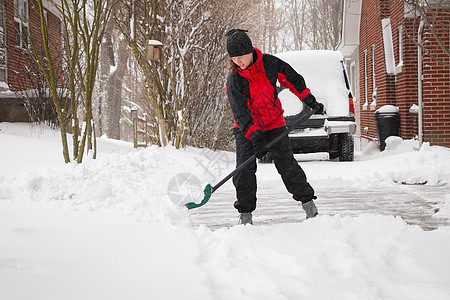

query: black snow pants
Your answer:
[233,126,316,213]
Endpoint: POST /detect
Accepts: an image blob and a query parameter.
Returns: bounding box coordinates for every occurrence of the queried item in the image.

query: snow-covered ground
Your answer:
[1,123,450,300]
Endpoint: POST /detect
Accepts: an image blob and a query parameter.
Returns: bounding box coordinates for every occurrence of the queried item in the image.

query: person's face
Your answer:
[231,52,253,69]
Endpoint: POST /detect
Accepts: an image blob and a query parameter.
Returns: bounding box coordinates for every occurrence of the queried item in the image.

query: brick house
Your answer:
[339,0,450,149]
[0,0,62,122]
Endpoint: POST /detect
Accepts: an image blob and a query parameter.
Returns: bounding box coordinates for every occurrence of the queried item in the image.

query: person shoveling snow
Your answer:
[225,29,323,224]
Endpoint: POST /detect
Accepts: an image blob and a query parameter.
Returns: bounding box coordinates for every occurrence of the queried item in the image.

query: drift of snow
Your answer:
[1,122,450,300]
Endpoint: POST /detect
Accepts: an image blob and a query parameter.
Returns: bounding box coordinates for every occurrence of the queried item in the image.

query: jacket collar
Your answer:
[237,47,263,80]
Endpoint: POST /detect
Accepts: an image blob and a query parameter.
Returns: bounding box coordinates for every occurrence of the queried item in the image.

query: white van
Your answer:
[264,50,356,162]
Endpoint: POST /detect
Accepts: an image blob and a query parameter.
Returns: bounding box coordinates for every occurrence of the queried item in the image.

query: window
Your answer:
[350,61,357,103]
[363,50,368,110]
[370,45,377,110]
[14,0,29,49]
[396,26,404,74]
[398,27,403,65]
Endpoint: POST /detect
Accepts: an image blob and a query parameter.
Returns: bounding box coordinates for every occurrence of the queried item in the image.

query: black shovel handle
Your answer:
[212,107,318,191]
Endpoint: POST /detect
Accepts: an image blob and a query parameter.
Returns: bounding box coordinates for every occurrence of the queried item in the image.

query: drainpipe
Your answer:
[417,19,425,148]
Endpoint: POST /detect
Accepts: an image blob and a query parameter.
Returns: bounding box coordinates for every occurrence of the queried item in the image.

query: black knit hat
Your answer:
[226,29,253,57]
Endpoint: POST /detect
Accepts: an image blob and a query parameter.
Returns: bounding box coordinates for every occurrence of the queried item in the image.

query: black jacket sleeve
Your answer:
[265,54,317,106]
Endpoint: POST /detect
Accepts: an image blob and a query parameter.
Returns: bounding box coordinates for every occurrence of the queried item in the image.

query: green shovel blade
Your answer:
[185,184,214,210]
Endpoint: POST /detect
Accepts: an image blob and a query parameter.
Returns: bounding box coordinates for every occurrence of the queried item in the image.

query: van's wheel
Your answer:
[258,152,273,163]
[328,134,339,160]
[329,151,339,160]
[339,133,354,161]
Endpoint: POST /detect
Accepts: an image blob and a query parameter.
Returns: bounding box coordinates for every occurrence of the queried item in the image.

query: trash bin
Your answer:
[374,105,400,151]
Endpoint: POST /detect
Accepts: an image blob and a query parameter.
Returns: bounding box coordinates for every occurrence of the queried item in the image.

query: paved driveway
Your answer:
[189,184,450,231]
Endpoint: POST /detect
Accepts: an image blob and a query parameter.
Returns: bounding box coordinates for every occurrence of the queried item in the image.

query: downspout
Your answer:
[417,19,425,148]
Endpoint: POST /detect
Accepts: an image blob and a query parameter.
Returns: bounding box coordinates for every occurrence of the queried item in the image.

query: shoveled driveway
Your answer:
[189,184,450,231]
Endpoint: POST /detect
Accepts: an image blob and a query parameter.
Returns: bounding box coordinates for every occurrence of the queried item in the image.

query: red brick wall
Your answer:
[421,12,450,147]
[359,0,394,138]
[5,1,61,92]
[359,0,374,137]
[360,0,450,147]
[394,6,450,147]
[390,0,419,140]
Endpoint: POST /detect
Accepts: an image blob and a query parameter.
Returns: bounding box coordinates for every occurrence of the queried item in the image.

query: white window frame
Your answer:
[44,10,48,26]
[395,26,404,74]
[350,61,357,103]
[398,27,403,65]
[363,50,368,111]
[14,0,29,49]
[370,45,377,110]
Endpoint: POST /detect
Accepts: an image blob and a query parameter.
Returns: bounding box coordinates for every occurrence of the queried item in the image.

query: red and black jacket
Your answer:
[226,47,315,139]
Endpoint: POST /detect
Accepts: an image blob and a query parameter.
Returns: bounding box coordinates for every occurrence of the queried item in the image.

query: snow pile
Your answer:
[0,123,239,226]
[364,138,450,186]
[16,147,192,225]
[286,137,450,190]
[1,123,450,221]
[2,125,449,220]
[196,215,450,299]
[435,195,450,218]
[1,123,450,300]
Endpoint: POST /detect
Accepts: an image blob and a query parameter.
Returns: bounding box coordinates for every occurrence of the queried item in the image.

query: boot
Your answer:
[302,200,318,219]
[238,212,253,225]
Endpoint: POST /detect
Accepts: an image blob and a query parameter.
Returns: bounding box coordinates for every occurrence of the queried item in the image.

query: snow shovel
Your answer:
[185,106,319,210]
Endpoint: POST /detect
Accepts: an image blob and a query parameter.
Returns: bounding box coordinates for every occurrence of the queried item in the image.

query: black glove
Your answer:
[249,130,269,159]
[309,102,324,114]
[303,94,324,114]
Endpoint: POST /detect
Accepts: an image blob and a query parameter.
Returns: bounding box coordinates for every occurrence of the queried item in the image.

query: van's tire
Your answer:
[339,133,354,161]
[328,134,340,160]
[329,151,339,160]
[258,152,273,163]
